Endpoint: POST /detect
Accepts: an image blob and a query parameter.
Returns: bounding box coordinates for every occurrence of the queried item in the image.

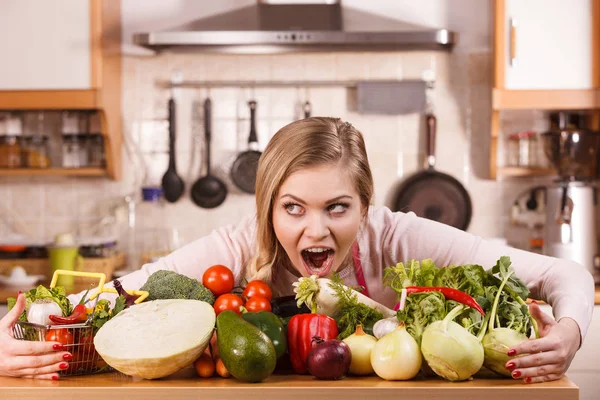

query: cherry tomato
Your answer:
[45,328,74,346]
[202,265,235,297]
[244,296,272,312]
[213,293,245,316]
[242,280,273,302]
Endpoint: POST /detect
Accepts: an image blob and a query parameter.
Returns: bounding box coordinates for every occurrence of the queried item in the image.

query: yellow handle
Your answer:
[50,269,106,303]
[99,288,149,304]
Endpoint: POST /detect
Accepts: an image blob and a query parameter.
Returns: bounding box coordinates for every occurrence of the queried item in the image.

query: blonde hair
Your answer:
[245,117,374,285]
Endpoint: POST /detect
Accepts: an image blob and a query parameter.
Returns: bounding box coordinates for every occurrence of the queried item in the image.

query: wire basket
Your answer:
[13,269,149,377]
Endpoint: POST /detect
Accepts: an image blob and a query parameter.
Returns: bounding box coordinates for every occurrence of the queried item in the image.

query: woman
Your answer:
[0,117,594,382]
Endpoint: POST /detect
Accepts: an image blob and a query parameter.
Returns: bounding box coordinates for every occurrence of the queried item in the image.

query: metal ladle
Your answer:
[191,98,228,208]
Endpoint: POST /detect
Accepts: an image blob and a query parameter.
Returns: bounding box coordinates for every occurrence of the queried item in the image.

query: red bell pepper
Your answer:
[287,314,338,374]
[394,286,486,316]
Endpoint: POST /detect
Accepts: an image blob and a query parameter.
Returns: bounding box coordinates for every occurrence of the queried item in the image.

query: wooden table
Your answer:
[0,368,579,400]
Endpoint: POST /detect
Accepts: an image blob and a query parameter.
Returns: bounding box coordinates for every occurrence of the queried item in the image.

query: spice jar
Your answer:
[88,134,105,167]
[0,135,22,168]
[506,131,540,168]
[62,134,86,168]
[22,136,50,168]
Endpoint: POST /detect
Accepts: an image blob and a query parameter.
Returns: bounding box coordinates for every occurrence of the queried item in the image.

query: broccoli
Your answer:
[140,270,215,305]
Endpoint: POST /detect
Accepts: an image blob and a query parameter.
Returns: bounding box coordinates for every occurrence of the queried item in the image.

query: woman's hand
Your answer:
[0,293,71,380]
[506,301,581,383]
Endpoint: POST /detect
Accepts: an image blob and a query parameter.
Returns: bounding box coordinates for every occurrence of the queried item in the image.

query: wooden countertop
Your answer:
[0,368,579,400]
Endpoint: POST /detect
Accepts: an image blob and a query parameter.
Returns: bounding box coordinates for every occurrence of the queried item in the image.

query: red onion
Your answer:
[307,336,352,380]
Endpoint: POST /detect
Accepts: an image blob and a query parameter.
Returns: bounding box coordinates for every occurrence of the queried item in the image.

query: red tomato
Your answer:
[45,328,74,346]
[244,296,272,312]
[213,293,245,316]
[202,265,235,297]
[242,280,273,301]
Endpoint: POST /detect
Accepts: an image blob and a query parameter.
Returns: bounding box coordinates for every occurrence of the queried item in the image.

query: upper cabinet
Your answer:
[493,0,600,110]
[0,0,122,180]
[502,0,593,90]
[490,0,600,179]
[0,0,91,90]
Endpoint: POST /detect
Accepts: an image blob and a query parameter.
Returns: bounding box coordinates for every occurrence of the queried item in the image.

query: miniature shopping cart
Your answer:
[13,270,148,376]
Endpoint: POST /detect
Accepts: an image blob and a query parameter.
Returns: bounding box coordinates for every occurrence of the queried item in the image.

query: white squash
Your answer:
[93,299,215,379]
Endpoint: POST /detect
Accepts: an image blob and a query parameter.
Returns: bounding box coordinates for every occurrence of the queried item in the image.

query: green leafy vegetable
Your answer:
[329,274,383,340]
[91,295,126,332]
[7,285,72,322]
[396,291,446,344]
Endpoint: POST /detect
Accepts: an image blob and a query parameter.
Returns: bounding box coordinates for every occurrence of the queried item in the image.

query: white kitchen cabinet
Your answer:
[503,0,593,90]
[0,0,91,90]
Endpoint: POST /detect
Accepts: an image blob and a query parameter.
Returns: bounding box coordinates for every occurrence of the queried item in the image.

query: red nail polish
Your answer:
[63,353,72,361]
[506,362,516,370]
[17,291,22,295]
[59,363,68,370]
[508,349,517,356]
[51,375,59,381]
[512,370,522,378]
[525,377,532,383]
[532,300,537,304]
[52,344,64,351]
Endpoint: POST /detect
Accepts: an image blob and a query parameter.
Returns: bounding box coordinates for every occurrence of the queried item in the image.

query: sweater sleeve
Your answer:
[370,206,595,340]
[68,214,257,306]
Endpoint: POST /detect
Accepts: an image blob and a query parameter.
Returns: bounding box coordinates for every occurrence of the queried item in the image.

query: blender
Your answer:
[540,112,600,281]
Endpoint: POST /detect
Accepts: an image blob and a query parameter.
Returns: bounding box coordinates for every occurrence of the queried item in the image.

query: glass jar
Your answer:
[506,133,520,166]
[518,131,538,167]
[22,135,50,168]
[88,134,105,167]
[0,135,22,168]
[62,134,82,168]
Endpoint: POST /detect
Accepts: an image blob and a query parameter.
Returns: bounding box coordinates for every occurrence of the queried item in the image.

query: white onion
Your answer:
[342,325,377,375]
[26,299,62,325]
[370,324,421,380]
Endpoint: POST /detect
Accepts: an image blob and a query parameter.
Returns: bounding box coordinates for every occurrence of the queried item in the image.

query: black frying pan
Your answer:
[231,100,261,194]
[391,114,472,231]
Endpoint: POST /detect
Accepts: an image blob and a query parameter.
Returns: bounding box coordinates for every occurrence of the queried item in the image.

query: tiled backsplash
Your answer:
[0,50,542,258]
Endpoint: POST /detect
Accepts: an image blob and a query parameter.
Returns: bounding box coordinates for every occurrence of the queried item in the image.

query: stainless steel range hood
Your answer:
[133,1,456,54]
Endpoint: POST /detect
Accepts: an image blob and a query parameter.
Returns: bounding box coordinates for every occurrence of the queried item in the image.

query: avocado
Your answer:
[216,310,277,383]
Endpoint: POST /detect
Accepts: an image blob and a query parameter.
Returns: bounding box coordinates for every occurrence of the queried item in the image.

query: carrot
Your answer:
[215,358,230,378]
[209,330,219,361]
[194,347,215,378]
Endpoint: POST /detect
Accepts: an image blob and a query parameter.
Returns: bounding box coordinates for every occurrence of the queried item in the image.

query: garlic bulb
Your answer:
[373,316,399,339]
[26,299,62,325]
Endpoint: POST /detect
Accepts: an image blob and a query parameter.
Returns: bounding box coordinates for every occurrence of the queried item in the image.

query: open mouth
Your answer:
[301,247,335,277]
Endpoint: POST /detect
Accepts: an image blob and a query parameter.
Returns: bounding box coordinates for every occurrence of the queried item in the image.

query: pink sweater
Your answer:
[73,206,595,340]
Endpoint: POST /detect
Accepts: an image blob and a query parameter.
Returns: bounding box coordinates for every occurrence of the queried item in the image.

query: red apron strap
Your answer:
[352,241,371,299]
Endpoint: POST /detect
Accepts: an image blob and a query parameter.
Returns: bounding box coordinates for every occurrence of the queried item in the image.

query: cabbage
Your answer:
[94,299,215,379]
[421,305,484,381]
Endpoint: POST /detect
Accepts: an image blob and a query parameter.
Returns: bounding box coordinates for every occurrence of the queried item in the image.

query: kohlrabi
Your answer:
[420,304,484,381]
[479,257,538,377]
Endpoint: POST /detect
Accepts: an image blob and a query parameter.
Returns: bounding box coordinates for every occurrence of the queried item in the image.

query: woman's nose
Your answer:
[305,213,330,239]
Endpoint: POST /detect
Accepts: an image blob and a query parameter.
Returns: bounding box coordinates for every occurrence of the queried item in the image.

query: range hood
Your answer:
[133,1,456,54]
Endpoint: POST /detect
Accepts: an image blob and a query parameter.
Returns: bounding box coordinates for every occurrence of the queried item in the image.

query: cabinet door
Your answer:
[504,0,592,90]
[0,0,91,90]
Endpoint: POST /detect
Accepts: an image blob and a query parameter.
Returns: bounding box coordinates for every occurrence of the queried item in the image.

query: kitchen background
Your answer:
[0,0,554,267]
[0,1,598,397]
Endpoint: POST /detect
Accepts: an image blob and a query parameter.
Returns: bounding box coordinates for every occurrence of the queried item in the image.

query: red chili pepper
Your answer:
[394,286,486,316]
[287,314,338,374]
[49,304,88,325]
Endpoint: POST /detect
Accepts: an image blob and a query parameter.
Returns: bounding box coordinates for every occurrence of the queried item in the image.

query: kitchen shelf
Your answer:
[497,167,556,178]
[0,168,107,177]
[493,89,600,110]
[0,90,98,110]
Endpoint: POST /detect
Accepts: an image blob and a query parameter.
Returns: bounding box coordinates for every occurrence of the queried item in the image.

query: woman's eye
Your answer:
[284,203,303,215]
[328,203,348,214]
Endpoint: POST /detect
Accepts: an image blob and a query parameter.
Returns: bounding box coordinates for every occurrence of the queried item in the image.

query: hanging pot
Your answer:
[230,100,262,194]
[391,113,472,231]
